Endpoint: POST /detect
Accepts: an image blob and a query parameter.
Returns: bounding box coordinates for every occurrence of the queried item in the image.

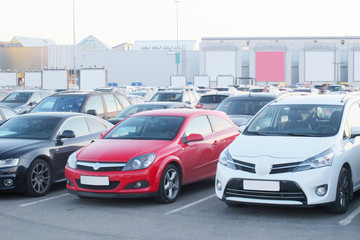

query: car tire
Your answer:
[327,167,351,214]
[25,159,52,197]
[155,164,180,204]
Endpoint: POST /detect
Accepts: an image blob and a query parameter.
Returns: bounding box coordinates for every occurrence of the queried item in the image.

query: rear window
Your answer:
[216,98,273,115]
[199,95,228,104]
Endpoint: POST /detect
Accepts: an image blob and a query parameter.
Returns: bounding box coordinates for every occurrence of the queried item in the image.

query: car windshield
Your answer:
[32,96,85,112]
[104,115,185,140]
[216,98,273,116]
[150,92,182,102]
[115,105,167,118]
[244,104,343,137]
[2,92,32,103]
[0,117,61,139]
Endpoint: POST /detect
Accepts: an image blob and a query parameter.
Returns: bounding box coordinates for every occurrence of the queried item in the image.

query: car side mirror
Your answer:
[182,133,204,144]
[350,126,360,138]
[29,101,37,106]
[86,109,97,116]
[57,130,76,139]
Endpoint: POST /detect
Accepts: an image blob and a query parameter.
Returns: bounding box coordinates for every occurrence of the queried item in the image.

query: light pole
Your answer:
[73,0,77,88]
[175,0,179,75]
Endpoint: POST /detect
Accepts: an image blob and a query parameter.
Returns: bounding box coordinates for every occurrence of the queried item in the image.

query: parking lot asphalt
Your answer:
[1,179,359,240]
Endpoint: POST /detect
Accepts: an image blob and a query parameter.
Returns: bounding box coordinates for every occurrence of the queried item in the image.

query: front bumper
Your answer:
[215,163,338,206]
[0,167,27,192]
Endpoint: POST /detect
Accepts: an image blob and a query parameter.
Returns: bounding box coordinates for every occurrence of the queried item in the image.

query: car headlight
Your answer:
[218,148,236,170]
[67,151,78,169]
[123,153,156,171]
[0,158,19,168]
[293,149,334,172]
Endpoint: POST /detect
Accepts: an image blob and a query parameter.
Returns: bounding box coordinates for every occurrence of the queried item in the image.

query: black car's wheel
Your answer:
[156,164,180,204]
[327,167,351,214]
[25,159,52,197]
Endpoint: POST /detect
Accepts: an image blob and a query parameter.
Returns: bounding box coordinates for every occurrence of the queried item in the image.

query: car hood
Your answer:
[228,115,253,126]
[0,102,24,109]
[229,135,336,161]
[0,139,44,156]
[77,139,171,162]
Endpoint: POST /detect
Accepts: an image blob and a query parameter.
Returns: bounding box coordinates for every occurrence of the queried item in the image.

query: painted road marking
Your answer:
[19,193,70,207]
[339,205,360,226]
[164,194,216,215]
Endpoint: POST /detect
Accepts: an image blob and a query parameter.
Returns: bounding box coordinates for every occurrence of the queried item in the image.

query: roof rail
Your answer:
[275,92,311,102]
[340,92,360,102]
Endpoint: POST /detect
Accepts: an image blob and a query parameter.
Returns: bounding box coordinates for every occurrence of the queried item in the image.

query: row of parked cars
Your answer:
[0,86,360,214]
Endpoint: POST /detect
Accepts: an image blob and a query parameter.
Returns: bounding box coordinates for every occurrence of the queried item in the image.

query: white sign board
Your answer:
[170,75,187,87]
[305,51,335,82]
[25,72,42,88]
[193,76,210,88]
[0,72,17,86]
[80,68,107,90]
[43,70,68,90]
[216,75,234,87]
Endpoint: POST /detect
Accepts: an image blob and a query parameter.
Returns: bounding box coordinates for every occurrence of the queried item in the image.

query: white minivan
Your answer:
[215,94,360,213]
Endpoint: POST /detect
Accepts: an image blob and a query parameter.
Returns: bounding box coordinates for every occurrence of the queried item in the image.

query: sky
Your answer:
[1,0,359,47]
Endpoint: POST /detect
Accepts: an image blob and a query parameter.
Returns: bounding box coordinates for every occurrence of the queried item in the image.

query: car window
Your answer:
[103,94,118,112]
[208,115,234,132]
[58,117,89,136]
[347,102,360,130]
[185,115,212,136]
[151,92,182,102]
[3,92,32,103]
[30,92,42,103]
[85,117,108,133]
[85,95,104,114]
[199,95,227,104]
[117,95,131,108]
[1,108,17,119]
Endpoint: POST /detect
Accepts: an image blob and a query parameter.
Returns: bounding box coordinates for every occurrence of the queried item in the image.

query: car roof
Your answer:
[273,94,357,106]
[132,109,225,118]
[130,102,185,107]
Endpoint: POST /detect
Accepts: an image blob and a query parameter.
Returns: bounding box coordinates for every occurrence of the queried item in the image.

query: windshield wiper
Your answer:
[281,132,315,137]
[244,131,271,136]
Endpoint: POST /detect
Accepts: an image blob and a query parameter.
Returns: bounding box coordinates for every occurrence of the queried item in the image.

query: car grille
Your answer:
[232,158,301,174]
[77,161,126,172]
[224,179,307,204]
[75,180,120,190]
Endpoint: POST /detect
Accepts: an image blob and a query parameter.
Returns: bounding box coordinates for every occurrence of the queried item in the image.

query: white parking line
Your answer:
[19,193,70,207]
[339,205,360,226]
[164,194,216,215]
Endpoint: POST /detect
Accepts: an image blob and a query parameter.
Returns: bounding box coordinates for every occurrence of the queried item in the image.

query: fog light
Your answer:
[4,179,13,187]
[217,180,222,191]
[316,185,328,196]
[134,182,142,188]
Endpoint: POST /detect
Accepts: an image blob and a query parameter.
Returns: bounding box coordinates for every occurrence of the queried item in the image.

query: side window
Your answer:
[103,95,118,112]
[185,115,212,136]
[85,117,108,133]
[58,117,89,136]
[31,92,42,103]
[208,115,234,132]
[117,95,131,108]
[85,95,104,114]
[347,102,360,135]
[2,108,17,119]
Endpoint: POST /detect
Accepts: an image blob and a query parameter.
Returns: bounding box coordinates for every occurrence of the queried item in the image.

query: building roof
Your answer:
[77,35,111,51]
[7,36,55,47]
[131,40,197,51]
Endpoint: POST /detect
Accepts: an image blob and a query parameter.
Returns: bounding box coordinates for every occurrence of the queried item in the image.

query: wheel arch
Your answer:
[341,162,354,198]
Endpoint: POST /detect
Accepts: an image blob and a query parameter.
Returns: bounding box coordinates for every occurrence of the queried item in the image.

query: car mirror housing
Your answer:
[57,130,76,139]
[86,109,97,116]
[350,126,360,138]
[183,133,204,144]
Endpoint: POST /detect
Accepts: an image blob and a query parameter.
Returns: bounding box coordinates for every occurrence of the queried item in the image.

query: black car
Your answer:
[0,90,53,114]
[0,106,18,125]
[215,93,278,126]
[30,91,132,120]
[0,112,113,196]
[107,102,194,125]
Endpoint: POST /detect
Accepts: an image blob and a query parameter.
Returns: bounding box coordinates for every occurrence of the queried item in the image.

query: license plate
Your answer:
[243,180,280,191]
[80,175,109,186]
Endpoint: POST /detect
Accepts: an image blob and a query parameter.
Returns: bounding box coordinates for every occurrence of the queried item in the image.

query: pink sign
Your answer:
[256,52,285,82]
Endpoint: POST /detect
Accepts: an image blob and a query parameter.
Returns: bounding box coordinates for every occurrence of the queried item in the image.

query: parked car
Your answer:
[215,93,279,126]
[150,89,200,107]
[0,90,13,101]
[195,93,229,110]
[30,91,131,120]
[65,109,239,203]
[0,112,113,196]
[216,94,360,213]
[127,95,147,104]
[108,102,194,125]
[127,91,157,101]
[0,106,18,125]
[0,90,53,114]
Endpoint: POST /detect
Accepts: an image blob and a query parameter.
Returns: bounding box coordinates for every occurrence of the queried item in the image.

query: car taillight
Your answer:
[196,103,203,108]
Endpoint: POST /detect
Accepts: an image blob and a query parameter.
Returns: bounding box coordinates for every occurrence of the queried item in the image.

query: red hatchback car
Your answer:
[65,109,239,203]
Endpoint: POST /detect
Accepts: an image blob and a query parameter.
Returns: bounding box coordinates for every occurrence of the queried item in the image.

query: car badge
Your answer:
[93,162,101,171]
[255,163,272,175]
